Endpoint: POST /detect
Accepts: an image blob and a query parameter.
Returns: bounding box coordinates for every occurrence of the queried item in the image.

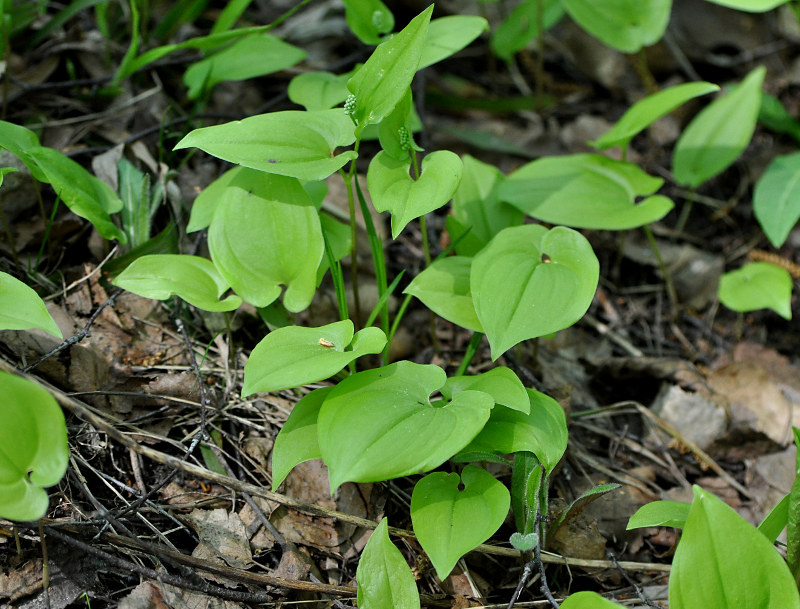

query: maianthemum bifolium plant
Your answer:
[2,0,800,607]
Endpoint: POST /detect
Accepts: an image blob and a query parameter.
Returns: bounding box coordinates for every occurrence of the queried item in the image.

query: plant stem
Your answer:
[675,187,695,234]
[455,332,483,376]
[643,224,678,317]
[535,0,545,111]
[341,153,362,328]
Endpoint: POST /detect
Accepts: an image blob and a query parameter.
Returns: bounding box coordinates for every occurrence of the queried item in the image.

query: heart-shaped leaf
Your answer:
[718,262,792,320]
[367,150,463,238]
[471,225,599,359]
[670,486,800,609]
[498,154,673,230]
[242,320,386,396]
[561,591,625,609]
[0,371,68,521]
[452,154,522,247]
[271,387,331,489]
[673,66,765,188]
[318,361,494,490]
[560,0,671,53]
[357,519,420,609]
[627,500,691,530]
[26,146,126,243]
[206,168,324,311]
[0,272,62,338]
[419,16,488,69]
[459,390,567,473]
[411,465,510,579]
[592,82,719,151]
[442,366,528,413]
[509,532,539,552]
[113,254,242,312]
[347,5,432,137]
[175,109,357,181]
[404,256,482,332]
[753,151,800,248]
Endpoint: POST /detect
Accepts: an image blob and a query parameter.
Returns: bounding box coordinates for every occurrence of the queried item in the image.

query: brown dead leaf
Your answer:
[184,508,253,570]
[118,580,245,609]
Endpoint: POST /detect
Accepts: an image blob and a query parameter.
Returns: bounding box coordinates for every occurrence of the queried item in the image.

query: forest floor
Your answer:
[1,1,800,608]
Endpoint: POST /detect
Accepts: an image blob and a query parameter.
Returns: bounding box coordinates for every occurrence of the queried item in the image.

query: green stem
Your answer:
[675,187,695,234]
[341,146,362,328]
[354,174,389,336]
[455,332,483,376]
[643,224,678,317]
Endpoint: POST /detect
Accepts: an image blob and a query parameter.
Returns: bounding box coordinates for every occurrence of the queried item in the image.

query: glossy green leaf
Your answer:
[471,225,599,359]
[753,152,800,248]
[206,168,323,311]
[0,371,68,521]
[184,34,306,99]
[404,256,483,332]
[0,120,47,181]
[511,452,542,534]
[288,71,350,111]
[242,320,386,396]
[561,591,625,609]
[788,427,800,586]
[347,5,433,137]
[367,150,463,238]
[377,89,421,161]
[759,91,800,143]
[491,0,564,60]
[357,519,420,609]
[452,155,523,246]
[670,486,800,609]
[442,367,528,413]
[673,66,765,187]
[704,0,787,11]
[498,154,673,230]
[0,272,62,338]
[411,465,510,579]
[343,0,394,45]
[271,387,331,489]
[419,16,488,69]
[112,254,242,312]
[186,168,237,233]
[174,109,357,181]
[117,158,154,249]
[26,146,126,242]
[591,82,719,150]
[560,0,671,53]
[758,493,789,543]
[459,390,568,473]
[317,361,494,490]
[627,500,691,530]
[718,262,792,320]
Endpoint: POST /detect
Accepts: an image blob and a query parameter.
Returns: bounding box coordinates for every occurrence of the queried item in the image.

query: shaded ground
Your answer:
[2,1,800,607]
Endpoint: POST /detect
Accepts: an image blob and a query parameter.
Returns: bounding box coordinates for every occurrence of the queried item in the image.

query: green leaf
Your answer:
[788,427,800,586]
[0,120,46,182]
[548,484,621,539]
[498,154,673,230]
[271,387,331,489]
[0,272,62,338]
[347,5,433,137]
[753,152,800,248]
[509,531,538,551]
[343,0,394,44]
[560,0,671,53]
[673,66,765,188]
[442,366,529,413]
[404,256,483,332]
[718,262,792,320]
[561,591,625,609]
[377,89,421,161]
[317,361,494,490]
[511,452,543,534]
[174,109,357,181]
[758,493,789,543]
[25,146,126,242]
[0,371,68,522]
[357,519,420,609]
[759,92,800,143]
[460,390,568,473]
[368,149,463,239]
[591,82,719,150]
[471,225,599,359]
[704,0,787,11]
[419,16,489,69]
[627,500,691,530]
[206,168,324,311]
[490,0,564,61]
[317,212,352,284]
[411,465,510,579]
[670,486,800,609]
[452,154,523,246]
[117,158,153,249]
[242,320,386,396]
[184,34,306,99]
[288,71,350,111]
[112,254,242,312]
